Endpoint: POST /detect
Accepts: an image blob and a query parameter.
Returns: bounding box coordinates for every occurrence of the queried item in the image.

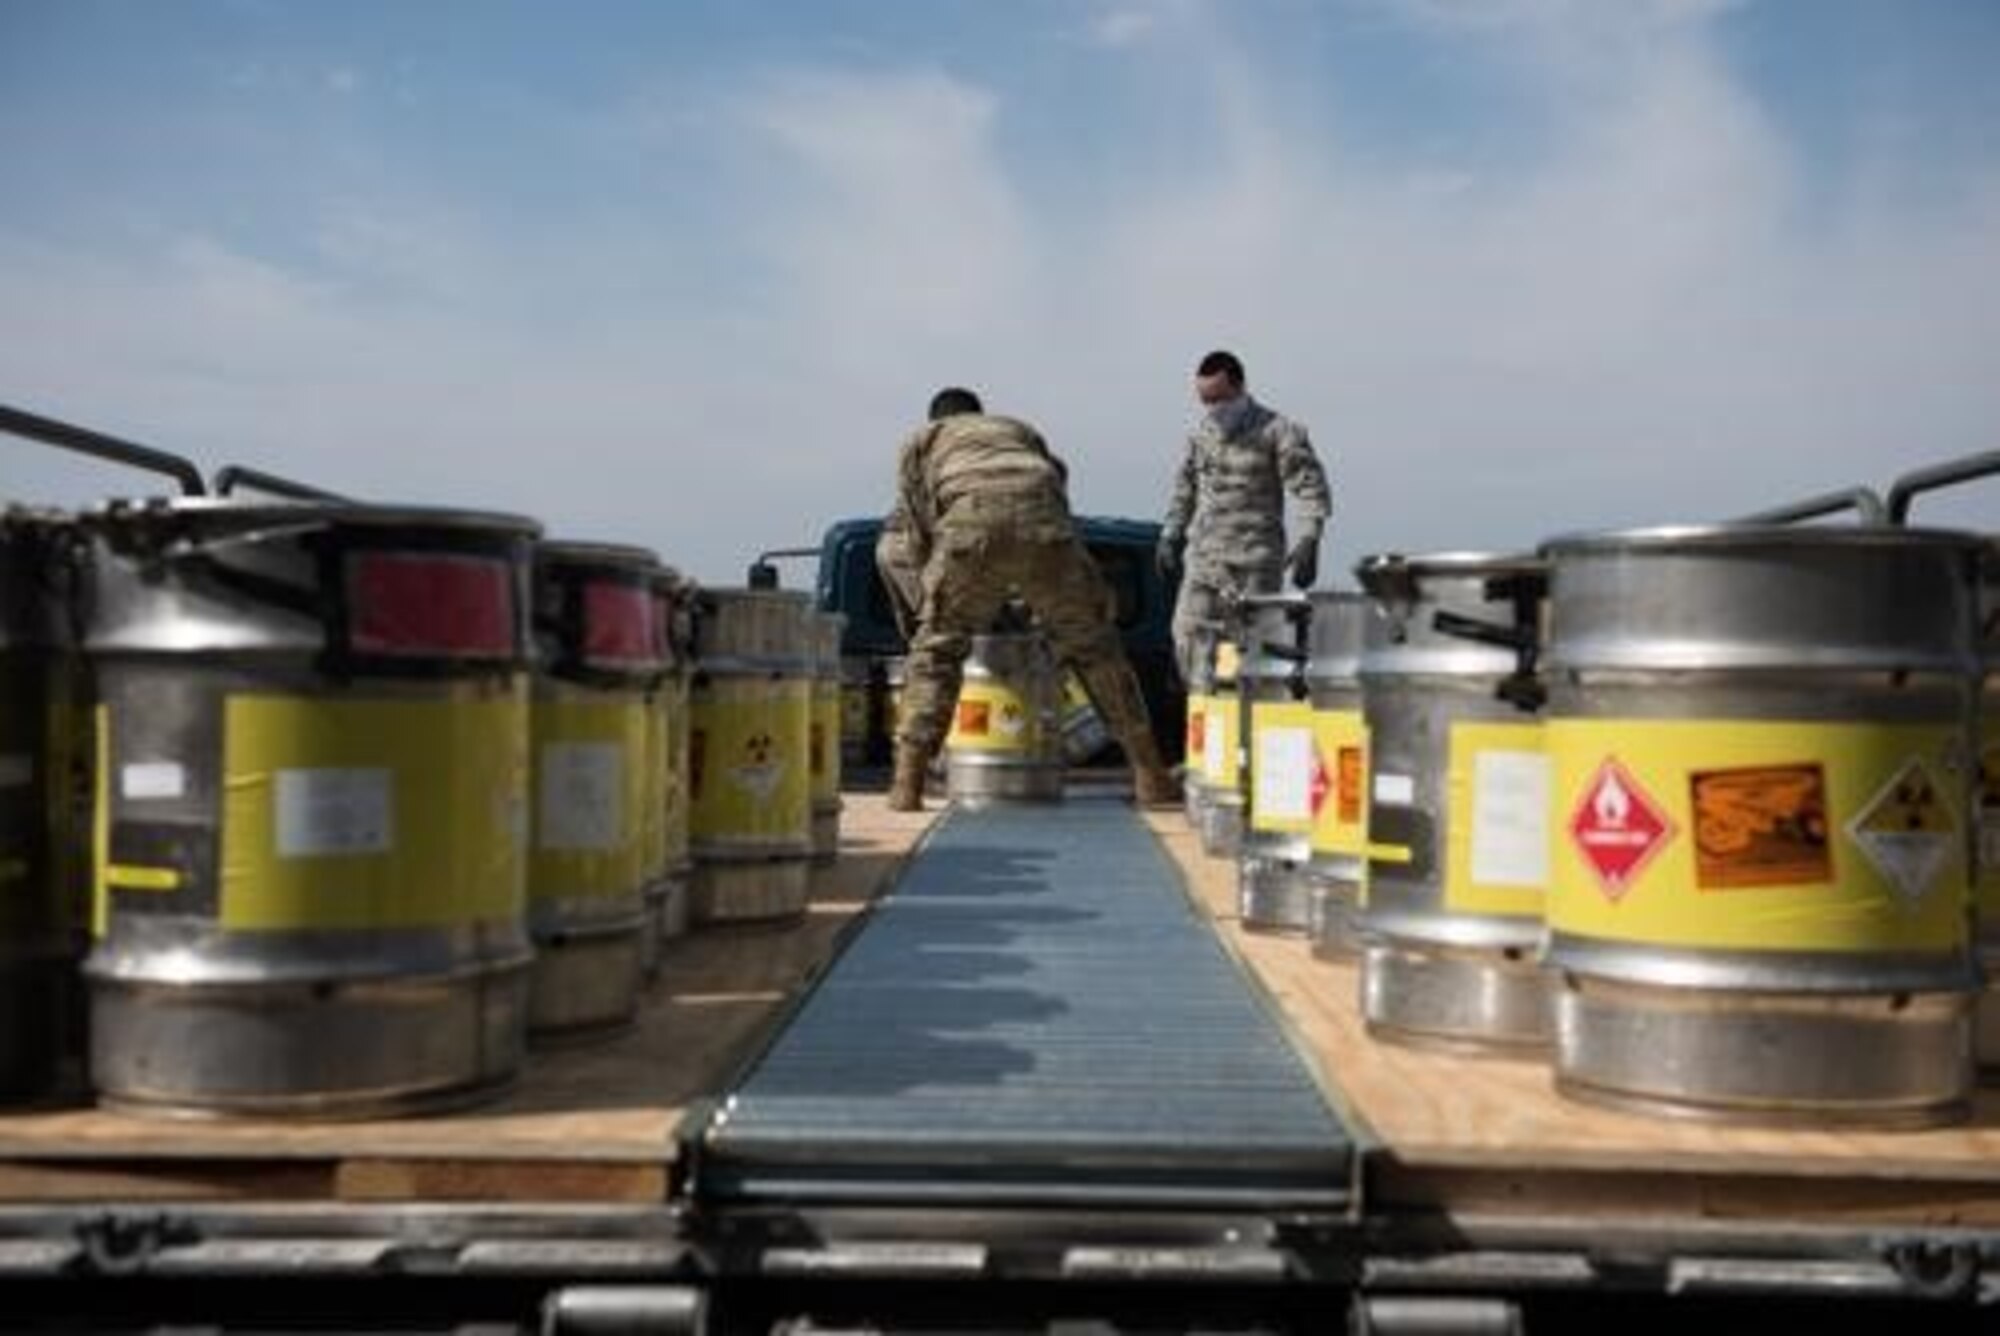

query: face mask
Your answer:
[1207,395,1252,437]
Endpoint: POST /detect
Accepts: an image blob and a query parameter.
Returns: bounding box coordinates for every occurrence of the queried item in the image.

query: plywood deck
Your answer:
[0,794,936,1204]
[1145,810,2000,1227]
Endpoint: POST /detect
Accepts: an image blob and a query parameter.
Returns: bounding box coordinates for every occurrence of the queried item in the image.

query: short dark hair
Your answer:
[928,387,983,420]
[1195,350,1245,387]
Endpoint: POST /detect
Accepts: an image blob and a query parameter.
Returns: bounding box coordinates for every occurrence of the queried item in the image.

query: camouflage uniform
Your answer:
[873,510,924,641]
[891,414,1156,761]
[1160,397,1331,678]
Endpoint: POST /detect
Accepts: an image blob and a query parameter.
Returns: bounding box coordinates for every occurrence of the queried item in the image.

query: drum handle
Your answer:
[0,402,206,496]
[1885,450,2000,524]
[214,464,351,502]
[1734,486,1886,526]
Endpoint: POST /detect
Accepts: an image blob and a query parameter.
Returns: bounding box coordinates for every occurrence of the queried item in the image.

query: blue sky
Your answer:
[4,0,1997,578]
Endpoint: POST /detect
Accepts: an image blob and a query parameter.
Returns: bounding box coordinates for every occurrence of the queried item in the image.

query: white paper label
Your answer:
[1470,749,1551,888]
[121,762,187,801]
[539,742,624,851]
[1203,709,1226,778]
[1373,772,1415,807]
[1255,726,1315,822]
[0,754,31,788]
[275,768,393,857]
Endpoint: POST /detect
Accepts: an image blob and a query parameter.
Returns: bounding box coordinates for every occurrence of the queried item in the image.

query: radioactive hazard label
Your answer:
[1847,756,1957,906]
[1691,763,1832,890]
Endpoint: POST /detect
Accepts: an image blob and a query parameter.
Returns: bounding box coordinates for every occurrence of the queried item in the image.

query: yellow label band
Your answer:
[690,677,811,840]
[531,691,648,903]
[1547,718,1969,954]
[1249,701,1316,835]
[948,679,1042,755]
[811,683,843,800]
[1444,720,1549,919]
[1202,695,1241,790]
[221,684,530,931]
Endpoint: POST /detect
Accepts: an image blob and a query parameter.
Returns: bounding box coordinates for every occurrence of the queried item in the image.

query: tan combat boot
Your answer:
[887,741,932,812]
[1124,732,1182,809]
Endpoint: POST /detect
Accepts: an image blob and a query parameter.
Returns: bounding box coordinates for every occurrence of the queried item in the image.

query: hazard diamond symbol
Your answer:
[1309,749,1331,816]
[1569,758,1676,901]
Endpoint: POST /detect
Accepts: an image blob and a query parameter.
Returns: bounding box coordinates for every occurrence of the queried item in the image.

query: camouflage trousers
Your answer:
[1170,561,1283,682]
[898,496,1154,754]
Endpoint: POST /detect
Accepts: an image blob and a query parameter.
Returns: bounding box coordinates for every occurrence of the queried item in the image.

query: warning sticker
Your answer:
[1471,749,1552,889]
[539,742,625,852]
[1691,763,1832,890]
[957,700,991,737]
[1255,725,1314,822]
[1569,758,1674,901]
[1336,746,1364,825]
[276,768,393,858]
[1847,756,1957,906]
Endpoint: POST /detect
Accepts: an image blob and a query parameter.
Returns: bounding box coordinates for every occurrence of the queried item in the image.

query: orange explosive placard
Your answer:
[1690,763,1832,890]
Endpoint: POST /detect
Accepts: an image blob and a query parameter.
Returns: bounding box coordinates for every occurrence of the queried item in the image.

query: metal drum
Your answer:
[809,612,846,861]
[527,542,662,1043]
[1304,592,1372,960]
[689,589,814,922]
[1195,636,1246,858]
[1542,526,1983,1127]
[0,511,86,1103]
[638,566,694,972]
[1356,553,1550,1054]
[944,633,1063,806]
[1057,669,1110,767]
[79,499,538,1117]
[1239,596,1315,932]
[655,570,696,946]
[1181,626,1215,828]
[839,655,873,775]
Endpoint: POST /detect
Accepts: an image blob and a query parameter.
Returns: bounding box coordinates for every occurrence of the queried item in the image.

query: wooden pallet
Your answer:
[1146,812,2000,1230]
[0,795,938,1205]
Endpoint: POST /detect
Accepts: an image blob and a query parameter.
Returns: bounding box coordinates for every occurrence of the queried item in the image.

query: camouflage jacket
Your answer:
[891,413,1072,565]
[1160,397,1330,587]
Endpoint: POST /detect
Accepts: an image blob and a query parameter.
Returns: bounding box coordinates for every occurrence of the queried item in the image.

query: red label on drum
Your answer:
[348,552,515,657]
[584,581,658,667]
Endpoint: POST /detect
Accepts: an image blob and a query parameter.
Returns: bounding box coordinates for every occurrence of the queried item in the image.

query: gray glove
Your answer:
[1285,533,1320,591]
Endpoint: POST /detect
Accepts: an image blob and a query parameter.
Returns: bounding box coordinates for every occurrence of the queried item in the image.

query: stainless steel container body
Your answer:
[1306,592,1372,960]
[79,500,540,1117]
[944,633,1063,807]
[1975,542,2000,1074]
[1357,553,1551,1053]
[526,542,666,1043]
[1543,525,1983,1127]
[1239,598,1314,933]
[689,588,814,923]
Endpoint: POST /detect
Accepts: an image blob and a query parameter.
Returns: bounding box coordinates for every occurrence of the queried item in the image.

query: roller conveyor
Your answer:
[697,797,1354,1211]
